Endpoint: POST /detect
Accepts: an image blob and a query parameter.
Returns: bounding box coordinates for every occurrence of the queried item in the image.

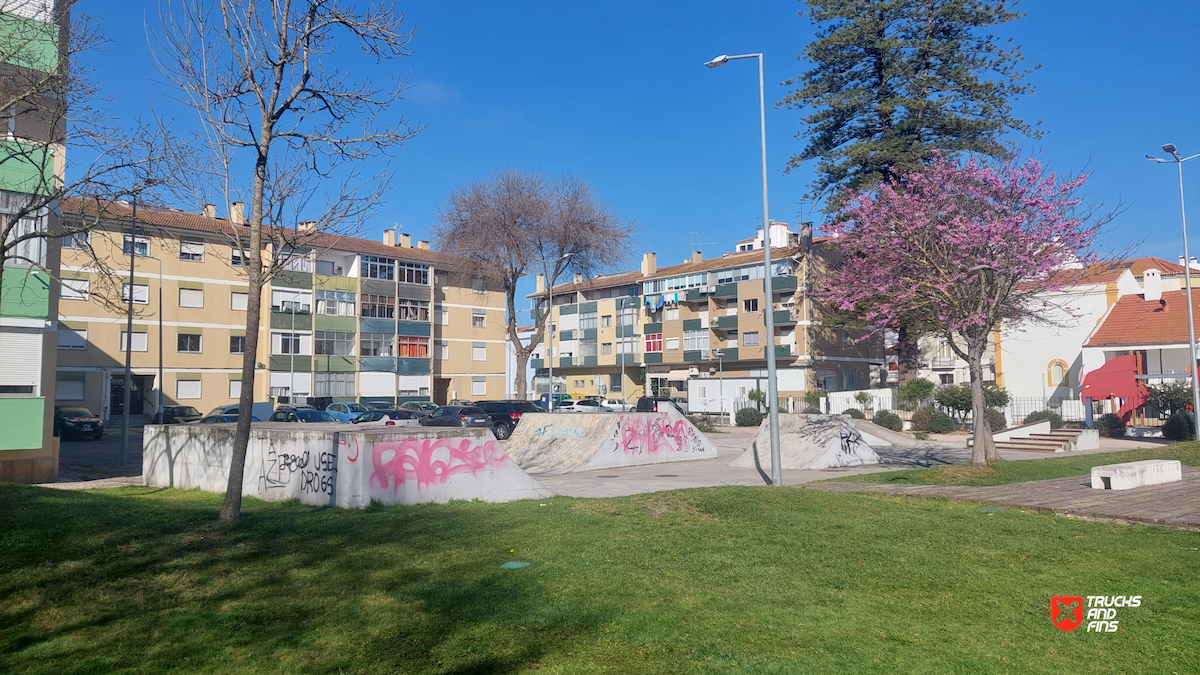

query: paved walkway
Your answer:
[809,467,1200,529]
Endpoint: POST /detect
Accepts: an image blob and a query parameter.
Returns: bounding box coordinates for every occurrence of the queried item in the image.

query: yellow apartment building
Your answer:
[529,224,884,411]
[56,199,508,422]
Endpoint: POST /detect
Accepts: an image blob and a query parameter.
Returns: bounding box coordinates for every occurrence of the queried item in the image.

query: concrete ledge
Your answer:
[1091,459,1182,490]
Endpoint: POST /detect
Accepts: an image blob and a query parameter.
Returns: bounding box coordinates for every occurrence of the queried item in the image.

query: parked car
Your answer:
[151,405,203,425]
[417,406,494,430]
[365,401,400,410]
[399,401,439,416]
[267,408,336,423]
[325,401,370,423]
[635,397,680,413]
[53,406,104,440]
[350,409,421,427]
[557,399,613,413]
[448,398,475,407]
[197,414,262,424]
[476,400,543,440]
[601,398,634,412]
[205,402,274,421]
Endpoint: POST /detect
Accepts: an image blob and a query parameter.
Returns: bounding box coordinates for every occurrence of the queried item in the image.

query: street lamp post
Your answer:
[705,52,782,486]
[120,196,138,466]
[1149,143,1200,428]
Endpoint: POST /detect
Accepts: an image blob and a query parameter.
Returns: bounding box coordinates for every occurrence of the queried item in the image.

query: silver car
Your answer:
[350,409,421,427]
[558,399,613,413]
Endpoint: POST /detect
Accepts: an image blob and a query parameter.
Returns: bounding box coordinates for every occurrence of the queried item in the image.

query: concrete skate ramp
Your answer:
[729,414,881,472]
[144,423,551,507]
[505,409,719,475]
[854,420,920,447]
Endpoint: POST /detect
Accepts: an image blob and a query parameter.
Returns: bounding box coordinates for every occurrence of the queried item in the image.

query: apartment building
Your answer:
[55,200,507,422]
[0,1,65,481]
[529,226,883,410]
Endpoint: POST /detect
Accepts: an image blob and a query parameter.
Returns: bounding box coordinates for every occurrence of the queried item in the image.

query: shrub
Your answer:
[802,405,822,414]
[748,388,766,411]
[735,407,763,427]
[687,414,718,434]
[985,408,1006,432]
[872,410,903,432]
[804,390,825,407]
[1162,411,1195,442]
[1096,413,1126,438]
[910,407,933,431]
[1023,410,1064,429]
[842,407,866,419]
[926,410,955,433]
[913,431,930,441]
[853,391,873,409]
[897,378,935,409]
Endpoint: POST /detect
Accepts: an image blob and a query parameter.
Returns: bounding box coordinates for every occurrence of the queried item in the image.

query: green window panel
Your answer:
[643,322,662,334]
[269,355,311,371]
[271,311,312,330]
[581,328,597,340]
[397,358,431,374]
[644,353,663,364]
[273,270,313,289]
[0,13,59,72]
[397,321,431,337]
[1,268,49,319]
[314,315,356,333]
[682,319,702,331]
[558,304,577,315]
[683,350,704,362]
[0,397,44,451]
[580,301,598,312]
[0,141,55,195]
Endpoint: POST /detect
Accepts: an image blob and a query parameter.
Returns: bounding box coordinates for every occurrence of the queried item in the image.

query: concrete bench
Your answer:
[1090,460,1182,490]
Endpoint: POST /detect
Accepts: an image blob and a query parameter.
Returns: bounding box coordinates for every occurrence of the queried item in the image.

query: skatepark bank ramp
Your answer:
[144,423,551,507]
[505,409,719,474]
[728,414,881,472]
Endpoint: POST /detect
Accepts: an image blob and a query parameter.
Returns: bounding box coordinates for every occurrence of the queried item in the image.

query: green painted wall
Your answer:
[0,141,55,195]
[0,397,44,451]
[0,12,59,73]
[1,268,49,319]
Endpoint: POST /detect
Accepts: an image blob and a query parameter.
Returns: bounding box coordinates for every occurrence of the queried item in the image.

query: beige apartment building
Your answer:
[56,199,507,422]
[529,224,884,411]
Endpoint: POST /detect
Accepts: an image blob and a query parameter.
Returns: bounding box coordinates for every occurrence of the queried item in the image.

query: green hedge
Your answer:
[735,408,763,427]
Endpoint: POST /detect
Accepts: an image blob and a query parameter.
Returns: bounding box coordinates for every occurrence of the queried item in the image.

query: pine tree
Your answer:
[781,0,1040,204]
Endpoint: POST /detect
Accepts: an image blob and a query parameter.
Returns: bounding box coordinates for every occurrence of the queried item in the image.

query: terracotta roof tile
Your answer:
[62,197,472,269]
[1085,289,1200,348]
[1066,257,1187,285]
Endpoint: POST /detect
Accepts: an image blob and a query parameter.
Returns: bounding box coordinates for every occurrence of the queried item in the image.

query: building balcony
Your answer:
[716,347,737,361]
[615,324,636,338]
[769,275,798,294]
[931,357,958,369]
[713,314,739,331]
[313,355,356,372]
[772,309,797,325]
[530,358,545,369]
[269,355,312,371]
[644,353,663,364]
[713,283,738,298]
[774,344,796,359]
[615,353,639,366]
[683,350,705,362]
[559,356,575,368]
[643,322,662,335]
[270,308,312,330]
[581,355,598,367]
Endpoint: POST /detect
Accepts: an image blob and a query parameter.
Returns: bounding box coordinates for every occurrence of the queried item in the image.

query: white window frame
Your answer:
[231,292,248,311]
[60,278,89,301]
[55,378,85,400]
[176,379,202,399]
[665,337,680,351]
[122,235,150,256]
[178,288,204,308]
[435,340,449,360]
[436,306,449,325]
[472,342,486,361]
[471,376,486,396]
[665,307,679,321]
[742,331,760,347]
[229,379,242,399]
[472,309,486,328]
[179,240,205,262]
[177,332,203,353]
[57,327,87,350]
[61,231,90,249]
[120,331,148,352]
[122,283,149,304]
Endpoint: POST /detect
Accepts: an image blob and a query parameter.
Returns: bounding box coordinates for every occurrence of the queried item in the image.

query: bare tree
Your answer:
[1,1,176,296]
[434,170,634,400]
[154,0,420,521]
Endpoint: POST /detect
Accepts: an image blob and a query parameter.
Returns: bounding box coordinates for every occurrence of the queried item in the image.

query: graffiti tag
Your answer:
[615,414,697,456]
[532,424,583,440]
[258,448,337,495]
[370,437,509,491]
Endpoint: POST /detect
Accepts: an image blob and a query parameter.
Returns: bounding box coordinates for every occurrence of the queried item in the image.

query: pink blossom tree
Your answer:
[822,155,1100,465]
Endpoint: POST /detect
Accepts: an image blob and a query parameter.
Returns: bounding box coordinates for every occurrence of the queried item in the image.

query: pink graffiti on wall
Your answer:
[617,414,692,456]
[370,437,509,491]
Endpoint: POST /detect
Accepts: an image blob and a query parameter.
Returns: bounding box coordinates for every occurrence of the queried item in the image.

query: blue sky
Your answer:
[87,0,1200,304]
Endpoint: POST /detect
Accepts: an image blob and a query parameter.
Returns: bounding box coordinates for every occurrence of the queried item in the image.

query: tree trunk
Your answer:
[220,141,269,522]
[968,346,995,467]
[896,324,919,384]
[513,348,530,400]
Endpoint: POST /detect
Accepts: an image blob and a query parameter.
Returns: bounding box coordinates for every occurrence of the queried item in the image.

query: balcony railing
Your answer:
[713,314,739,330]
[772,309,797,325]
[931,357,957,369]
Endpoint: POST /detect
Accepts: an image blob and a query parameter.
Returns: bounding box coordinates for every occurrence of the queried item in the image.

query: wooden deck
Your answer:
[809,467,1200,529]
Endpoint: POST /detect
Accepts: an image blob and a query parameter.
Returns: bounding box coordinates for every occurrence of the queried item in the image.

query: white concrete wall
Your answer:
[1001,285,1110,399]
[143,423,550,507]
[827,388,895,414]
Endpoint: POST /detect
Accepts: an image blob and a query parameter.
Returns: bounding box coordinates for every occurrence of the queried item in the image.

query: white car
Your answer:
[349,409,421,427]
[558,399,613,413]
[601,398,634,412]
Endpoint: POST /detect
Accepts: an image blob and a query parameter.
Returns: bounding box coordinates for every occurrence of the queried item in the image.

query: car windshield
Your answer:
[346,403,368,413]
[512,403,539,413]
[460,407,484,415]
[296,410,335,423]
[58,407,94,418]
[170,406,202,416]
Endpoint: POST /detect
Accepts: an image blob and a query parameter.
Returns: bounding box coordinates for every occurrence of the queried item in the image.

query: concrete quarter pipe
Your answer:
[728,414,881,472]
[504,409,719,475]
[143,424,552,508]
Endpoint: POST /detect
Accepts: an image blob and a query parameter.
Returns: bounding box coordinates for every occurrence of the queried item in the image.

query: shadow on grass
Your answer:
[0,484,608,674]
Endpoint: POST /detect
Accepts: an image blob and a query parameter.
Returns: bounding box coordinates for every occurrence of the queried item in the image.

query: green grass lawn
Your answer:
[1,484,1197,674]
[835,442,1200,487]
